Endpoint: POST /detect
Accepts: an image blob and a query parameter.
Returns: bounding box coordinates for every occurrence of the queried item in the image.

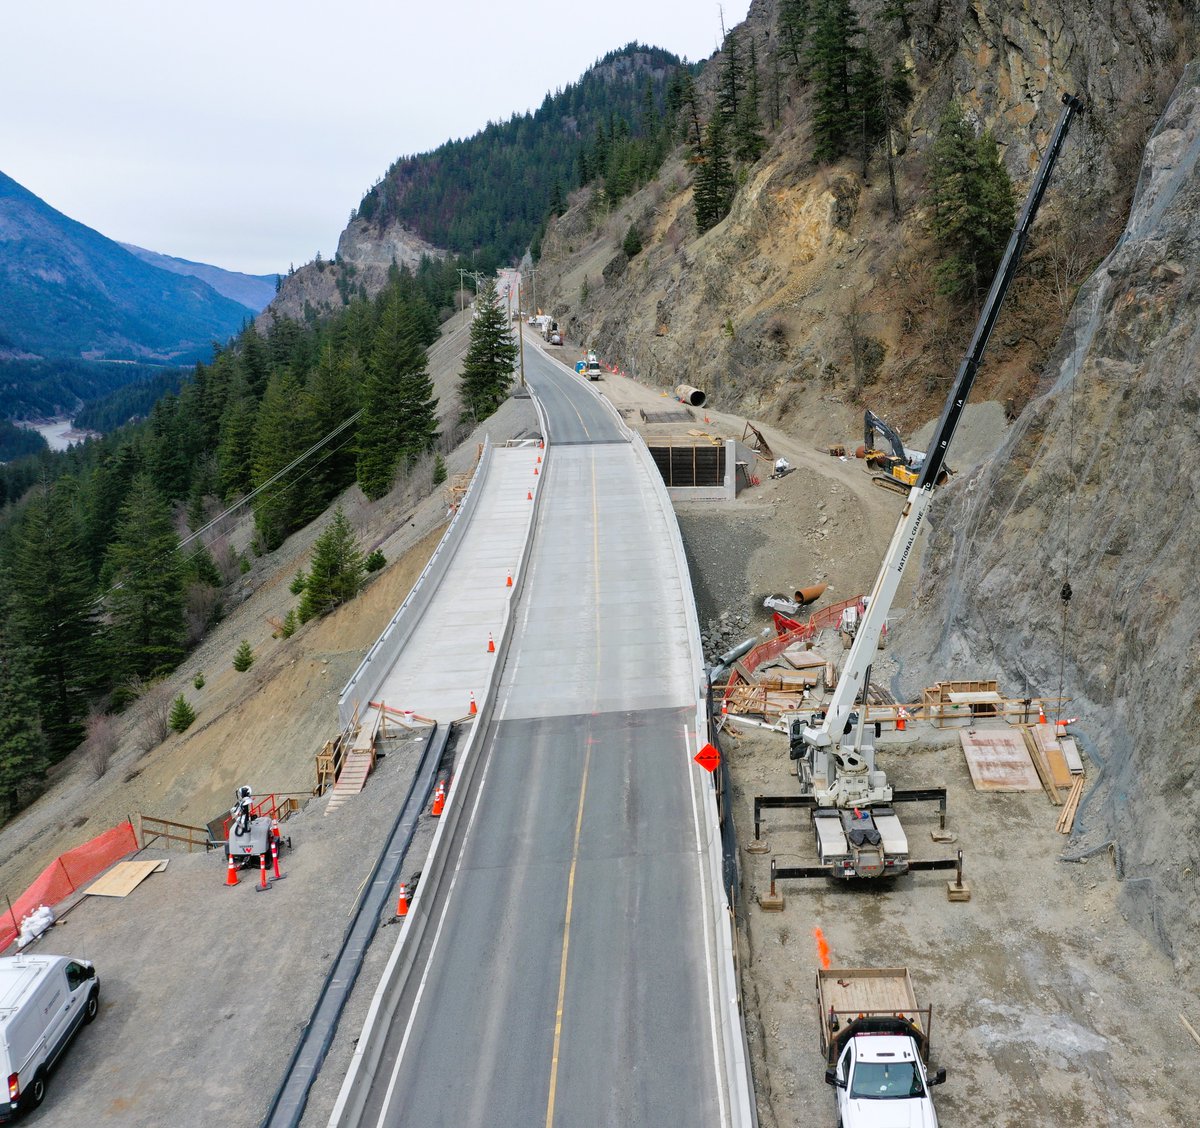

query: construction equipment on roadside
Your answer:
[222,785,290,882]
[858,410,950,495]
[777,93,1085,882]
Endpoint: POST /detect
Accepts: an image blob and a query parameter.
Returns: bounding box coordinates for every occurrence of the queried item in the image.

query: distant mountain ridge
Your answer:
[0,170,256,363]
[119,243,277,311]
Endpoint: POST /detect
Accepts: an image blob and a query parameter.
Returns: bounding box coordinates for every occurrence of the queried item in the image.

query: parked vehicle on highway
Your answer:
[585,351,601,378]
[819,967,945,1128]
[0,954,100,1120]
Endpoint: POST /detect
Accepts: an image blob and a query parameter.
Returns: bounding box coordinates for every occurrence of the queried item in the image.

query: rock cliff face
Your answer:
[262,217,441,327]
[900,63,1200,969]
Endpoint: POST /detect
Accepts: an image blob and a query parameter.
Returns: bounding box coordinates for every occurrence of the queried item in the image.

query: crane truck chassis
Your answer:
[743,93,1084,883]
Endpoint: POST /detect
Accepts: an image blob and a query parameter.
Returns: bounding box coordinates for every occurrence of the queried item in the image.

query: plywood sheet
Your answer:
[960,729,1041,791]
[1031,723,1073,787]
[86,860,163,898]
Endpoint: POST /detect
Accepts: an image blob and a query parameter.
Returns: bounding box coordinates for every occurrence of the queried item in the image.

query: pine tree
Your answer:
[735,37,767,164]
[358,298,438,500]
[694,110,736,233]
[459,279,518,423]
[807,0,861,164]
[718,30,744,124]
[298,508,364,621]
[232,640,254,672]
[0,627,47,818]
[103,473,187,680]
[778,0,810,73]
[168,694,196,733]
[251,368,317,549]
[10,479,97,756]
[929,101,1017,301]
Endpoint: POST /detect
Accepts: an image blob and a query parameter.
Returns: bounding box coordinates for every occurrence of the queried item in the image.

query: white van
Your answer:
[0,955,99,1120]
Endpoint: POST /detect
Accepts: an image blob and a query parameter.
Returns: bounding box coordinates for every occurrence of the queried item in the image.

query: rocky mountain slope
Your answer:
[0,170,255,363]
[901,62,1200,970]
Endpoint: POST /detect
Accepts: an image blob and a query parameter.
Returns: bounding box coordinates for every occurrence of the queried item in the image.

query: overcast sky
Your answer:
[2,1,749,277]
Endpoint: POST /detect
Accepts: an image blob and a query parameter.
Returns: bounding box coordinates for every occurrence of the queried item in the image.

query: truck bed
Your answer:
[817,967,922,1055]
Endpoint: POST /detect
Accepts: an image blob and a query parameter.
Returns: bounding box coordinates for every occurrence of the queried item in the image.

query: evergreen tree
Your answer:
[10,480,97,755]
[216,376,258,499]
[735,37,767,164]
[778,0,810,73]
[168,694,195,733]
[718,29,744,124]
[103,473,187,679]
[929,101,1016,301]
[232,640,254,672]
[807,0,861,164]
[0,626,47,818]
[459,279,518,423]
[298,509,364,621]
[357,298,437,500]
[623,223,644,258]
[251,368,316,549]
[694,110,736,233]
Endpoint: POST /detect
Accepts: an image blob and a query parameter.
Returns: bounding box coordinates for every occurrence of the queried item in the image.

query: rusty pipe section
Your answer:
[675,384,707,408]
[794,582,828,606]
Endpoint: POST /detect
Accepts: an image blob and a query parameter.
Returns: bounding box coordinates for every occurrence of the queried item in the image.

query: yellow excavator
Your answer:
[858,410,951,494]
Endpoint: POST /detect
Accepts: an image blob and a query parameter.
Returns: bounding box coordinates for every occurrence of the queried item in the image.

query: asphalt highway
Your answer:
[360,341,728,1126]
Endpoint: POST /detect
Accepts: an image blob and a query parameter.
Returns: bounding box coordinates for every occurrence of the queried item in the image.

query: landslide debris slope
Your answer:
[899,63,1200,973]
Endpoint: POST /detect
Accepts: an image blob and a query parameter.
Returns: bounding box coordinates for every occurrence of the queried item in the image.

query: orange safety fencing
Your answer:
[1,820,138,951]
[721,595,864,710]
[220,793,292,842]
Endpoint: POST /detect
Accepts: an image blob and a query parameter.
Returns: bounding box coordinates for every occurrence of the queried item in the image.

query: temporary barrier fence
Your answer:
[1,820,139,950]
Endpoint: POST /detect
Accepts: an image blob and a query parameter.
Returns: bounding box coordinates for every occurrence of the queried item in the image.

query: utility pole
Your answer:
[458,268,478,326]
[517,280,526,390]
[527,265,539,315]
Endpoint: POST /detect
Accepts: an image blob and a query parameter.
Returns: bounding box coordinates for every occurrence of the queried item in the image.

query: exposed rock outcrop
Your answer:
[899,62,1200,970]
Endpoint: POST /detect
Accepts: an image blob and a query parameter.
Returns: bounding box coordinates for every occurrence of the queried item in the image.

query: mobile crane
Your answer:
[768,93,1085,880]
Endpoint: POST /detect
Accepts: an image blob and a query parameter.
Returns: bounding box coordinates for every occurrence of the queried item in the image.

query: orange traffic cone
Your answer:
[225,855,239,887]
[1037,703,1046,724]
[469,692,478,716]
[896,707,908,732]
[487,633,496,653]
[396,883,409,917]
[527,490,532,500]
[254,853,270,893]
[431,780,446,817]
[537,454,542,463]
[533,465,539,476]
[506,571,513,588]
[271,839,284,881]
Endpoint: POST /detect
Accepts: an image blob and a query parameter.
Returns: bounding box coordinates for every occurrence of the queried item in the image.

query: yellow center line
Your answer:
[545,453,601,1127]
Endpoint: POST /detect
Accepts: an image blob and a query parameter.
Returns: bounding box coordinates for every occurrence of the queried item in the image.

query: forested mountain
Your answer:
[356,44,699,266]
[0,171,255,364]
[119,244,278,311]
[0,254,468,815]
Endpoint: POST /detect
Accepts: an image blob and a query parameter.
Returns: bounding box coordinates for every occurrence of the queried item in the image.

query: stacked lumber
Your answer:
[1057,774,1086,834]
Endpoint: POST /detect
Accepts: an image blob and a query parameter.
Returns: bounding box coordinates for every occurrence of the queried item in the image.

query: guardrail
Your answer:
[328,394,550,1127]
[338,437,496,728]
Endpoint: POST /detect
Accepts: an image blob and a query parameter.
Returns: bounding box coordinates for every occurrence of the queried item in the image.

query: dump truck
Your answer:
[819,967,946,1127]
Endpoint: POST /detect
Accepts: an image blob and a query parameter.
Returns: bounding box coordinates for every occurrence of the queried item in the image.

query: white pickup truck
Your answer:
[819,967,946,1127]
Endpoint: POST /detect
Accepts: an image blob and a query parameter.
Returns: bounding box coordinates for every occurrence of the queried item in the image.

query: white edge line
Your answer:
[684,723,732,1128]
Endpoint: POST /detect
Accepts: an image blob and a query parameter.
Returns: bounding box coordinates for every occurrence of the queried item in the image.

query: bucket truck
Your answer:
[774,93,1085,880]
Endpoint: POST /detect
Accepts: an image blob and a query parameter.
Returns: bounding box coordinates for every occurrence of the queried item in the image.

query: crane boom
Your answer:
[796,93,1084,807]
